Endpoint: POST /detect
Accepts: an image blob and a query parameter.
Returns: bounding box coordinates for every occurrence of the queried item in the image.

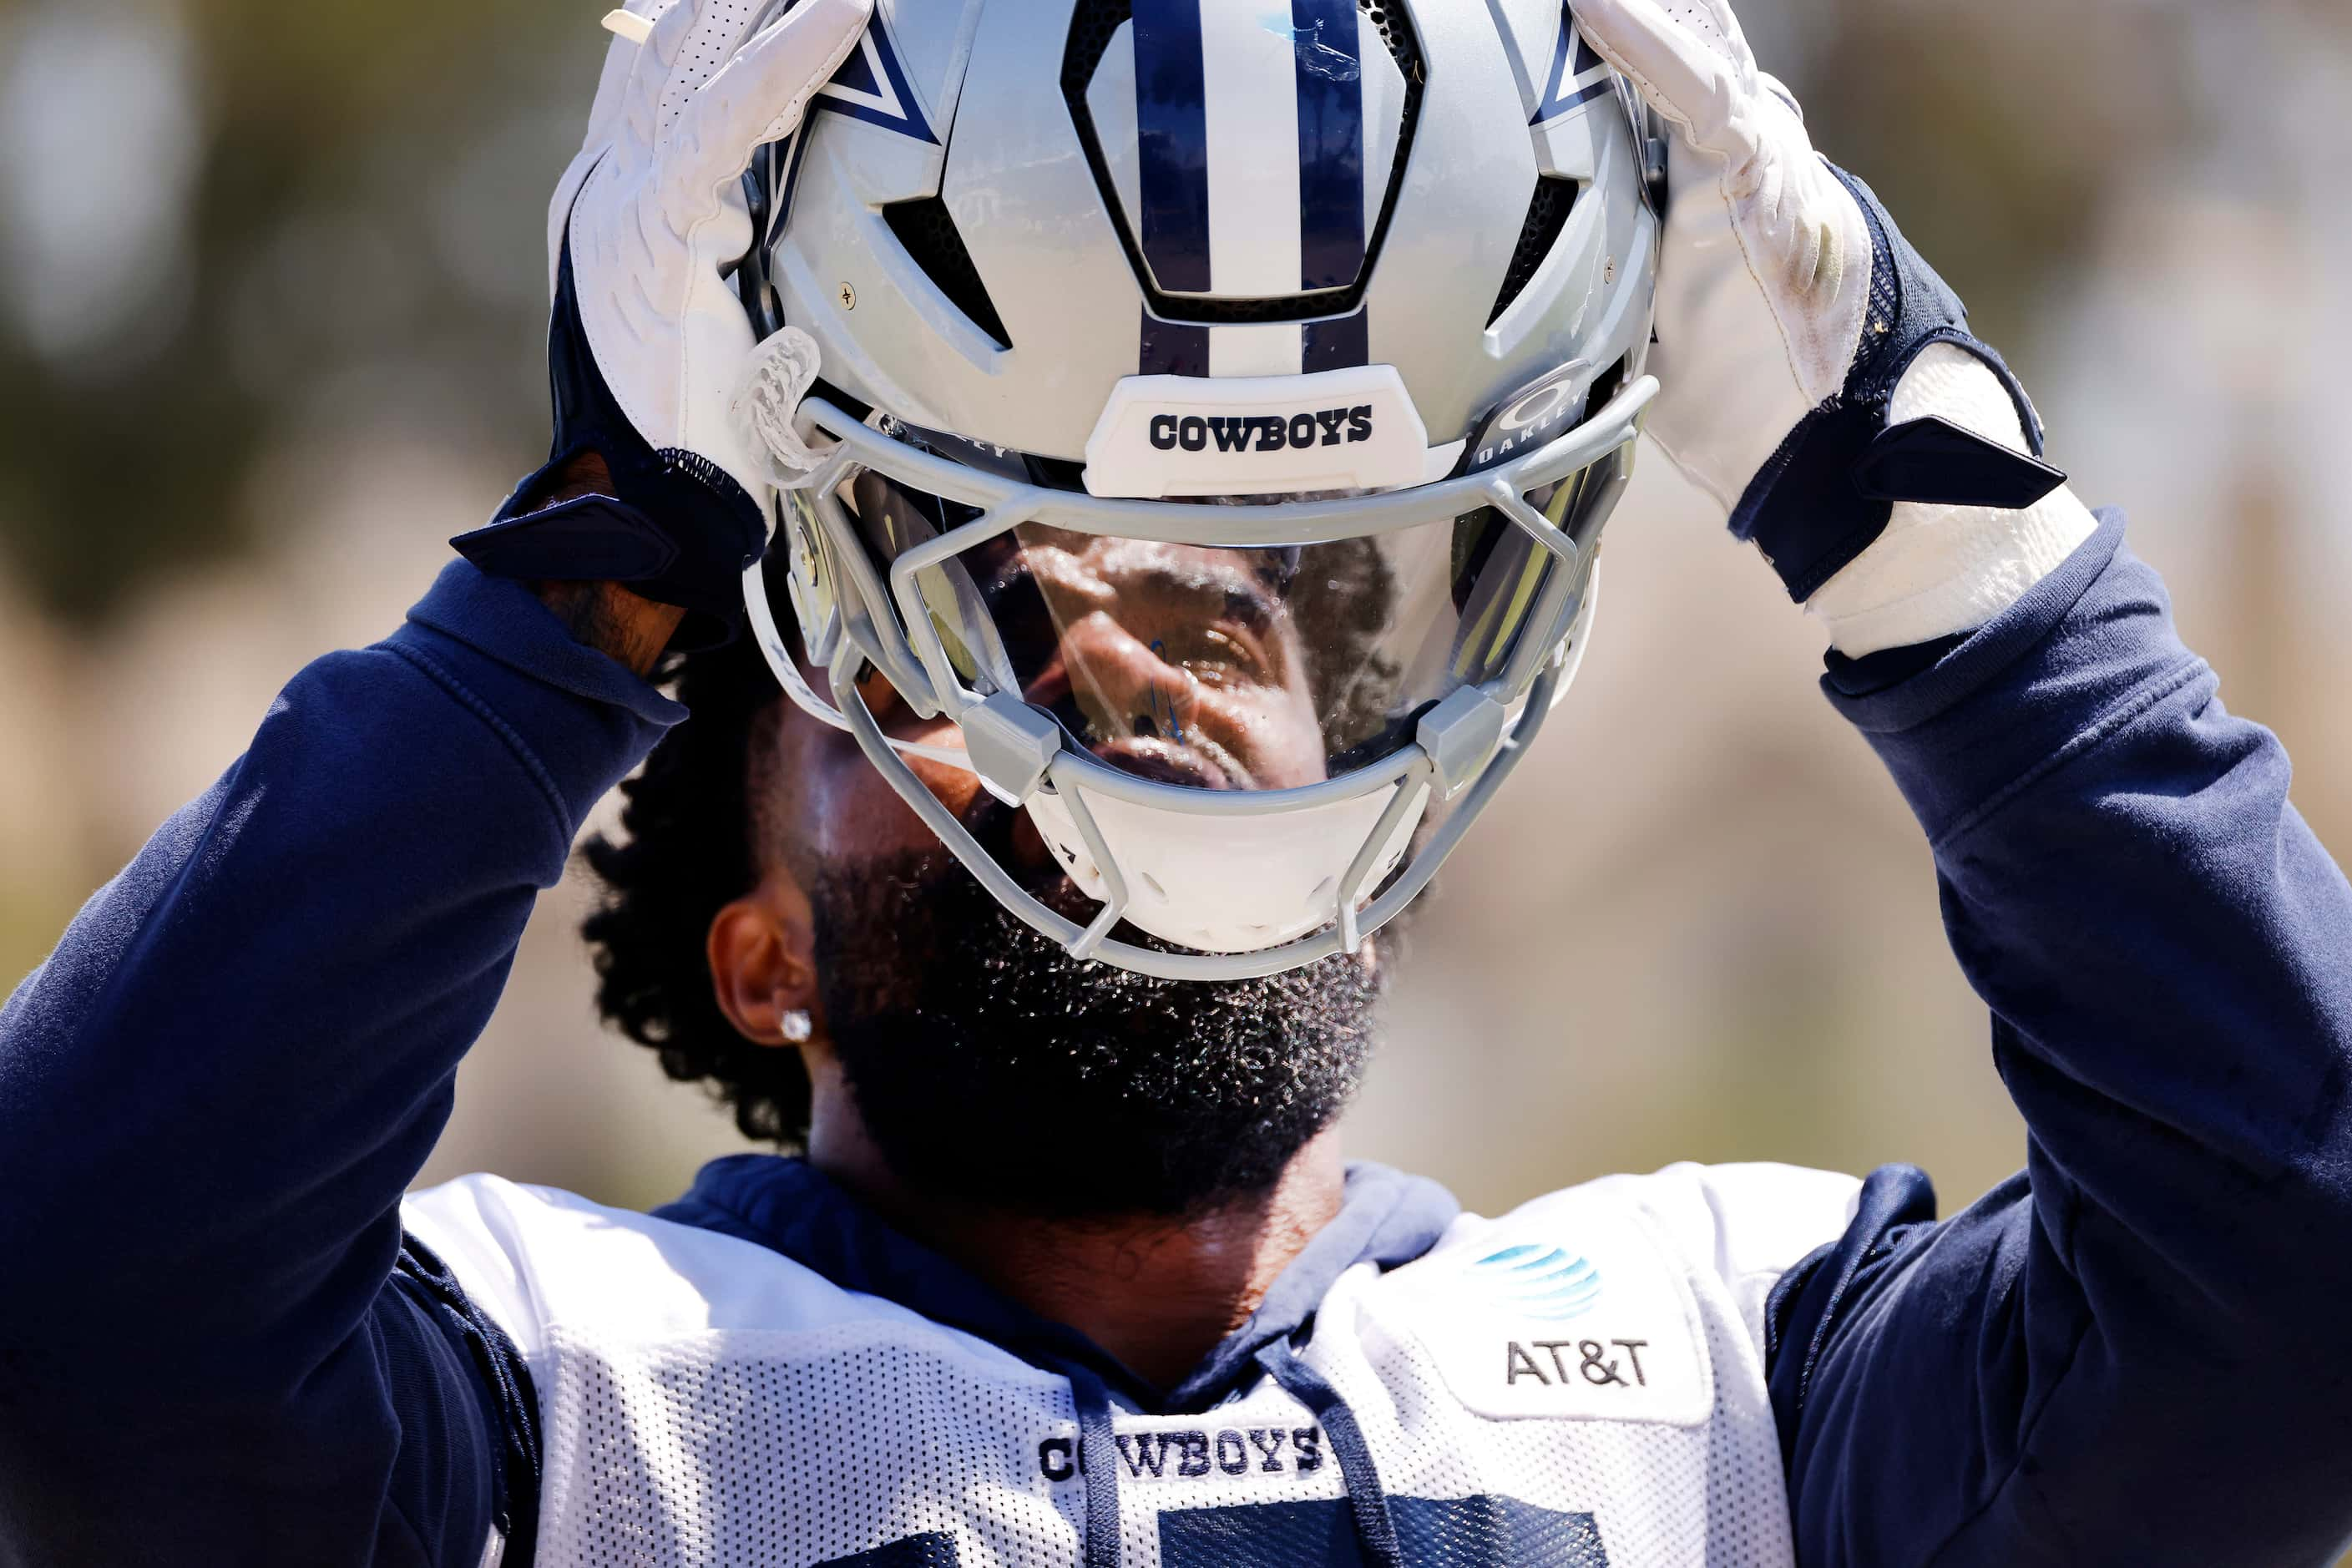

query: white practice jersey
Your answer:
[404,1163,1859,1568]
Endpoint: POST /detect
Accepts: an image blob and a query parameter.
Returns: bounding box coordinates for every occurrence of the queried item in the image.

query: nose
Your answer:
[1057,611,1196,746]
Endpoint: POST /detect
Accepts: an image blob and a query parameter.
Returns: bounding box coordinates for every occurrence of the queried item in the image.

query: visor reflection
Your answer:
[981,529,1324,792]
[812,440,1629,792]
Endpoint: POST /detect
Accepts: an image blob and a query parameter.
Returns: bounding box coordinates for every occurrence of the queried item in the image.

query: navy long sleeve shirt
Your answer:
[3,512,2349,1565]
[0,563,683,1566]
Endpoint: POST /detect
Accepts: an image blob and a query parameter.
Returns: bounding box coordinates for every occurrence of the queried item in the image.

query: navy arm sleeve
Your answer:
[0,562,681,1565]
[1765,511,2352,1566]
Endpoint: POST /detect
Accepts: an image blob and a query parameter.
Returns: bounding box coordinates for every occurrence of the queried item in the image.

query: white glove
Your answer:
[457,0,872,645]
[1574,0,2096,656]
[1573,0,1870,517]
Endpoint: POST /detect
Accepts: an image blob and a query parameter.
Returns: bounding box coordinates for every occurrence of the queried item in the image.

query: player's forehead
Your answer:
[965,528,1298,601]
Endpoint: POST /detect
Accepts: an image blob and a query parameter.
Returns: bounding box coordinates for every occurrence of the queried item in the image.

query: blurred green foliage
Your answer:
[0,0,604,624]
[0,0,2225,626]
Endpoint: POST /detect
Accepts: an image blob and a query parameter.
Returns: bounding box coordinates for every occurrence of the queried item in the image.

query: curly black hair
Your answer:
[581,537,1411,1146]
[579,625,813,1144]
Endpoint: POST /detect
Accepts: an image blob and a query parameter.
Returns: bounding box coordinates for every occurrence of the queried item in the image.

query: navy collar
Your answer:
[655,1155,1459,1413]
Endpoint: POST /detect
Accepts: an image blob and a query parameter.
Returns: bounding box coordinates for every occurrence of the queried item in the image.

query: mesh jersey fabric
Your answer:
[402,1162,1858,1566]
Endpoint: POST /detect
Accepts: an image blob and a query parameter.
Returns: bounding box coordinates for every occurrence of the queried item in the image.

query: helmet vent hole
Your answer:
[881,198,1014,350]
[1487,175,1581,326]
[1064,0,1132,91]
[1585,353,1628,418]
[1140,872,1168,903]
[1355,0,1421,81]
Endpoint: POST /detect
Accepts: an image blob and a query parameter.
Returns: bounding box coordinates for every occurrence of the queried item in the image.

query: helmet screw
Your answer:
[1604,255,1616,284]
[837,281,857,310]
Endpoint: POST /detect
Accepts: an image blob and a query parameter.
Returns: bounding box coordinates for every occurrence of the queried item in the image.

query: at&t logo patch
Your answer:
[1468,1243,1604,1320]
[1382,1200,1715,1426]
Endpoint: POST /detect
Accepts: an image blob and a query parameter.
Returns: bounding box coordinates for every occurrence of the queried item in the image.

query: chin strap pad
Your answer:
[1727,165,2066,603]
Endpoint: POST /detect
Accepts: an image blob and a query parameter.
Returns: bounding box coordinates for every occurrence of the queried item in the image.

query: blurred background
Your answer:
[3,0,2349,1240]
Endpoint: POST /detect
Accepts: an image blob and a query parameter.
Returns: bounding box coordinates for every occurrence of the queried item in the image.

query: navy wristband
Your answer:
[1726,166,2061,603]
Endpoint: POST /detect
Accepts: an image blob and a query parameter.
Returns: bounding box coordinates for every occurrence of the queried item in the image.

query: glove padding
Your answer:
[1573,0,2069,608]
[456,0,872,648]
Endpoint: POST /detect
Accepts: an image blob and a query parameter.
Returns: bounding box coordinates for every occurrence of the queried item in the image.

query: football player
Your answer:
[4,0,2349,1563]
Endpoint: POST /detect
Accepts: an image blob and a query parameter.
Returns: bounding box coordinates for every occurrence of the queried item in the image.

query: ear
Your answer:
[707,870,821,1048]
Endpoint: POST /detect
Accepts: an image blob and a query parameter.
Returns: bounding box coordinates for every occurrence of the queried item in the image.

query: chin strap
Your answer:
[727,324,983,773]
[736,326,838,490]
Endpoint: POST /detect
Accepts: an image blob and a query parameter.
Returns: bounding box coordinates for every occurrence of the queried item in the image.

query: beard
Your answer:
[808,802,1388,1220]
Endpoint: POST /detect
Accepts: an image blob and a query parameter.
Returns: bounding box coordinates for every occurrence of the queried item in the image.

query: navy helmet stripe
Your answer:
[1133,0,1214,295]
[1531,4,1611,125]
[812,17,938,144]
[1140,310,1211,376]
[773,124,818,237]
[832,37,881,94]
[1290,0,1366,291]
[1302,309,1368,372]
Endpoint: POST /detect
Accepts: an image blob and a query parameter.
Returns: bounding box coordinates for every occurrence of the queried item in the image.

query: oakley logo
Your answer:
[1474,380,1586,470]
[1147,407,1375,454]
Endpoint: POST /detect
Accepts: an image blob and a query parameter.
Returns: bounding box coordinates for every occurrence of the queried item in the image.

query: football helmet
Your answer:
[733,0,1661,978]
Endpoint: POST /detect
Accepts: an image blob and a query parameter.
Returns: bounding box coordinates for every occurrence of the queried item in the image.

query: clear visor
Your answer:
[776,434,1630,792]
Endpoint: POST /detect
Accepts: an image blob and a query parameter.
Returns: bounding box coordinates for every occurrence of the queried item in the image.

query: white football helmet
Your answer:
[733,0,1661,979]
